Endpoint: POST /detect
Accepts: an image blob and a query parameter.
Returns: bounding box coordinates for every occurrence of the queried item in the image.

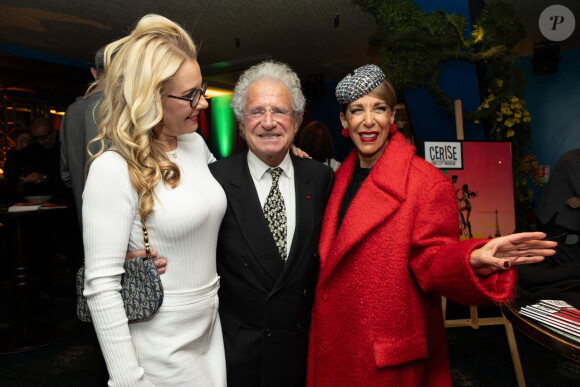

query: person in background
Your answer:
[209,61,333,387]
[1,131,30,209]
[535,148,580,245]
[82,14,226,385]
[517,148,580,307]
[60,45,106,227]
[4,117,69,201]
[5,131,31,159]
[295,120,341,171]
[306,64,557,386]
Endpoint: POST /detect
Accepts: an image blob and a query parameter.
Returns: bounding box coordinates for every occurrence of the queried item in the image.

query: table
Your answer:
[502,300,580,363]
[0,207,73,354]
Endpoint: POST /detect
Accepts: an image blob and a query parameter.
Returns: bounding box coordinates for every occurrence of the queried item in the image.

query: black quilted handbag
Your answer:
[76,223,164,322]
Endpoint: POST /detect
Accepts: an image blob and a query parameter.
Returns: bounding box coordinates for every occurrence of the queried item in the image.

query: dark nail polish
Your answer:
[503,261,510,268]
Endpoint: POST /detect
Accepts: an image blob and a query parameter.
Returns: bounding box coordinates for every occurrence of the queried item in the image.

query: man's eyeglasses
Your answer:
[243,107,292,121]
[167,81,208,108]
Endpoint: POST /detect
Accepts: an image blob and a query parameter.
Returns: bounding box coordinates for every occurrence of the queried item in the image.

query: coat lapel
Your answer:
[227,152,284,282]
[318,133,415,286]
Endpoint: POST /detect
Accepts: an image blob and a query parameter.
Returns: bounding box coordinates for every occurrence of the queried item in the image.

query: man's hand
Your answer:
[23,172,48,184]
[126,249,167,274]
[565,196,580,209]
[291,144,310,159]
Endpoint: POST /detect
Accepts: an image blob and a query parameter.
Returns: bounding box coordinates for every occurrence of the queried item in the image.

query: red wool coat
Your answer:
[307,132,516,386]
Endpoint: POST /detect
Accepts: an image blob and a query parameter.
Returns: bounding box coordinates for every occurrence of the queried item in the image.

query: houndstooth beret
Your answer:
[335,64,386,105]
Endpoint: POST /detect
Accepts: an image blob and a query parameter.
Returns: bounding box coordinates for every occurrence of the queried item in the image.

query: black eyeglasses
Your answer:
[167,81,208,108]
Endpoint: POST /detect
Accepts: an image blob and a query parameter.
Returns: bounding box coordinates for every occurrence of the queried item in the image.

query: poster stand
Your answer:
[441,100,526,387]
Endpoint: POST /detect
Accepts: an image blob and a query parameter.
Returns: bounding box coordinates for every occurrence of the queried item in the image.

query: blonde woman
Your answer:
[82,15,226,385]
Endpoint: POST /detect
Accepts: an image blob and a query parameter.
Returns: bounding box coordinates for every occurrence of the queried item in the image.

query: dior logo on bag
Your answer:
[76,256,164,322]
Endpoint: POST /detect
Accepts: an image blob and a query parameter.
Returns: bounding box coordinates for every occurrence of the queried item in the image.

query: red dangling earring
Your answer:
[389,123,397,134]
[342,128,350,137]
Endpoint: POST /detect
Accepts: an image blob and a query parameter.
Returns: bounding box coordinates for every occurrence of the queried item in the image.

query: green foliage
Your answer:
[477,2,526,50]
[354,0,541,231]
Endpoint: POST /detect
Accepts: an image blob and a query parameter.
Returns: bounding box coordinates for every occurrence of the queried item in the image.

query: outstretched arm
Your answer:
[469,232,557,276]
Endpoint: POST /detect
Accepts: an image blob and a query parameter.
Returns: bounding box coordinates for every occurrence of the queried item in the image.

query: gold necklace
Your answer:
[167,148,178,159]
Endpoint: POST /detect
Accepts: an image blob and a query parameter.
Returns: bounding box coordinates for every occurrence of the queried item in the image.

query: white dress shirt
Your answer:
[247,150,296,255]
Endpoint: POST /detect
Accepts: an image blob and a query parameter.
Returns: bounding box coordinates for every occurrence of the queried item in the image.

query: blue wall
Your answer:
[403,60,484,148]
[519,49,580,200]
[521,50,580,167]
[0,43,93,69]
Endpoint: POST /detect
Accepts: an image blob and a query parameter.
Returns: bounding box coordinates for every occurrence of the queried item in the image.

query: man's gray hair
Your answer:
[231,61,306,131]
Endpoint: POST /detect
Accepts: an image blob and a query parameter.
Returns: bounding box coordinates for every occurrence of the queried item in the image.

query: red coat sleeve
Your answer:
[408,176,516,306]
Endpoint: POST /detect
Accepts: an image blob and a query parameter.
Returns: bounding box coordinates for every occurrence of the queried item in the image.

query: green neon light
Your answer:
[210,95,235,158]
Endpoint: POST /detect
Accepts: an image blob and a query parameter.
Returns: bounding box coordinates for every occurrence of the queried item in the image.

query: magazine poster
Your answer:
[520,300,580,340]
[425,141,516,240]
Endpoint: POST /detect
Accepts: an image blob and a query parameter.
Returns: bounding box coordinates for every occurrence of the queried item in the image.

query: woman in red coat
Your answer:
[306,65,557,386]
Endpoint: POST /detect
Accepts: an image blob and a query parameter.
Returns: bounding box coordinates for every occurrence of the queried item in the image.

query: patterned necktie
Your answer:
[263,167,287,261]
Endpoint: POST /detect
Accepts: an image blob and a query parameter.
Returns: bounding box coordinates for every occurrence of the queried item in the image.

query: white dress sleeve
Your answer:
[82,152,153,386]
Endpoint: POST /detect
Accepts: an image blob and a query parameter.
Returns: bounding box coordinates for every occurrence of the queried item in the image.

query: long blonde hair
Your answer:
[88,14,198,221]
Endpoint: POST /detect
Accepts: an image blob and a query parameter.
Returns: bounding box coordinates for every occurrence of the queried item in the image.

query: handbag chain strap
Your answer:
[141,222,151,258]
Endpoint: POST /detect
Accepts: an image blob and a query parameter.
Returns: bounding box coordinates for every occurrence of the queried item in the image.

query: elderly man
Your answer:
[209,61,334,387]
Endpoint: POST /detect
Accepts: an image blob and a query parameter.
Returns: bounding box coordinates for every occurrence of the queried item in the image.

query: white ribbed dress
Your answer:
[82,132,227,386]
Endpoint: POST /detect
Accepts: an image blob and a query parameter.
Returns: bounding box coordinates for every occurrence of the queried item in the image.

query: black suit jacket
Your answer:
[210,150,333,387]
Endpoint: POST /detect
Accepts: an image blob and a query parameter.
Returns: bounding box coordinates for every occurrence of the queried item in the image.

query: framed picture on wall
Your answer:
[424,141,515,240]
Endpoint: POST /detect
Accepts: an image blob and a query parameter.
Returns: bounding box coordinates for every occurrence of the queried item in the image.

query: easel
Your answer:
[443,100,526,387]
